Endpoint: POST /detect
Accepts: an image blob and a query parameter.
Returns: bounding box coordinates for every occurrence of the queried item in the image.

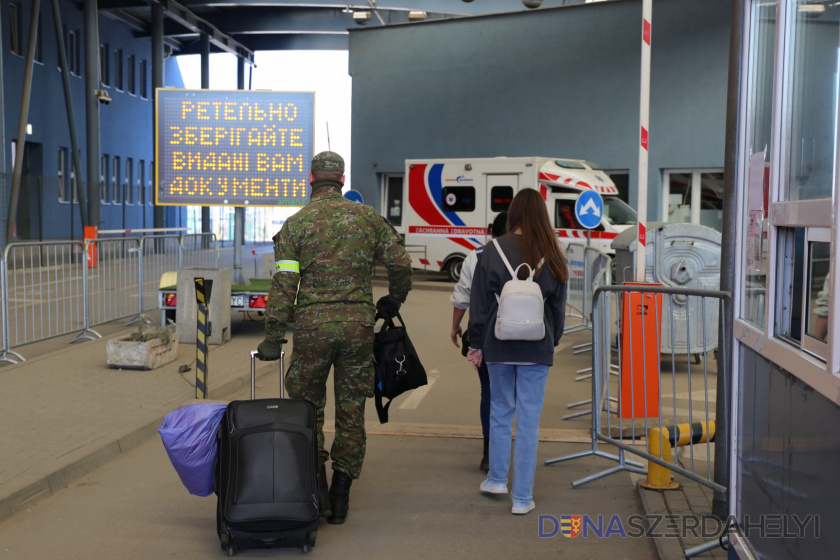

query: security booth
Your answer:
[729,1,840,558]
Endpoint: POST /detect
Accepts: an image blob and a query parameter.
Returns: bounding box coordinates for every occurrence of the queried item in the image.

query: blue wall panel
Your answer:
[1,0,186,240]
[348,0,730,215]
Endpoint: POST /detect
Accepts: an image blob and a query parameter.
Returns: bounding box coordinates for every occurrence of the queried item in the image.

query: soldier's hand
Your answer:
[376,295,402,320]
[257,338,285,361]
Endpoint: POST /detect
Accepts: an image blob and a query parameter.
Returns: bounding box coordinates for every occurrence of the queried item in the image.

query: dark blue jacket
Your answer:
[468,234,567,366]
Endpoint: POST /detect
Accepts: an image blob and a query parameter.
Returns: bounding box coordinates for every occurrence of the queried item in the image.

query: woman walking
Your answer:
[466,189,568,515]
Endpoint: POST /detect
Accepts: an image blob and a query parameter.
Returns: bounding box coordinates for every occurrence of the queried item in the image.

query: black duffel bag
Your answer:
[373,312,427,424]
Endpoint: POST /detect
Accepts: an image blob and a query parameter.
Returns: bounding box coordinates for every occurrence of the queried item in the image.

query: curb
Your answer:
[633,474,687,560]
[0,361,270,525]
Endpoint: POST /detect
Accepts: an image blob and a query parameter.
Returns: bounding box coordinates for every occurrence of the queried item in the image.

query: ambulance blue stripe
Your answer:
[429,163,467,227]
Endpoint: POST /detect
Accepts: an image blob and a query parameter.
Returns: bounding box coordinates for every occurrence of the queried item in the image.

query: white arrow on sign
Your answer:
[580,198,602,217]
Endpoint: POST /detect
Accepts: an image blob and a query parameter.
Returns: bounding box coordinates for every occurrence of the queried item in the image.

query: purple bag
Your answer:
[158,403,227,497]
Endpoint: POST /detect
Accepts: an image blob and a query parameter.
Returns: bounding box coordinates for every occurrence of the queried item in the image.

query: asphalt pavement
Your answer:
[0,267,725,559]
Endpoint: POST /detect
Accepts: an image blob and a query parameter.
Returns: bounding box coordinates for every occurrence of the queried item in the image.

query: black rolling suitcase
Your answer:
[216,350,319,556]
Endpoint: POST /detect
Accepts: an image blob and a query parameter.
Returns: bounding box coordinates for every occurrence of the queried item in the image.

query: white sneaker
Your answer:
[479,479,508,494]
[511,500,535,515]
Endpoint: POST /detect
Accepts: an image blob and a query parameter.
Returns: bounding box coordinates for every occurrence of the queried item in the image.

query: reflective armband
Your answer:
[275,260,300,273]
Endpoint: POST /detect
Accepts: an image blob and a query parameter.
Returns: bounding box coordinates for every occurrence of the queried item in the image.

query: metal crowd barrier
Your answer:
[547,284,730,497]
[563,245,616,419]
[0,234,220,363]
[0,241,97,363]
[85,238,142,328]
[563,244,612,334]
[139,235,182,316]
[181,233,220,269]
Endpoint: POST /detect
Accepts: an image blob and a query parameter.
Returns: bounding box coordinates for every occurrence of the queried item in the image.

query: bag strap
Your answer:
[492,239,517,278]
[491,239,545,279]
[375,395,392,424]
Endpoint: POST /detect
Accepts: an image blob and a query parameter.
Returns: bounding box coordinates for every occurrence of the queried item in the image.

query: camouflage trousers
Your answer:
[285,321,375,480]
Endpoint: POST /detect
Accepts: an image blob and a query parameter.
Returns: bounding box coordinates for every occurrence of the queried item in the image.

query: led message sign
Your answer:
[155,89,314,207]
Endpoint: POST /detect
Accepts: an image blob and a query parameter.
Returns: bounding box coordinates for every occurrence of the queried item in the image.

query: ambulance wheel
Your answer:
[446,257,464,282]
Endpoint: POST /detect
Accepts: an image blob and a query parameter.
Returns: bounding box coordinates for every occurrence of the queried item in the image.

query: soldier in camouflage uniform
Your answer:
[257,151,412,525]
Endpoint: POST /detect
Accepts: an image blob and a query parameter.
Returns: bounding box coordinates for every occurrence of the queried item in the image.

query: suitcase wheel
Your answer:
[227,546,235,557]
[302,545,310,554]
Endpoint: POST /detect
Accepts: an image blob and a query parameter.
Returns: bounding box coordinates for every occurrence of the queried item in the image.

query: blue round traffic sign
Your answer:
[344,189,364,204]
[575,191,604,230]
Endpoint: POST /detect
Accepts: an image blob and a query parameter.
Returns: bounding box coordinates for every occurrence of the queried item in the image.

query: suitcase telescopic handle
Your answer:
[249,350,285,400]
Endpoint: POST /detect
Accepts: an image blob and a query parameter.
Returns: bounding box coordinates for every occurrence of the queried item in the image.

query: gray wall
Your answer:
[348,0,730,217]
[738,347,839,558]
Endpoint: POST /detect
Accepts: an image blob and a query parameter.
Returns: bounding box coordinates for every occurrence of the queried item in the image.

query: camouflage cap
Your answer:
[311,151,344,174]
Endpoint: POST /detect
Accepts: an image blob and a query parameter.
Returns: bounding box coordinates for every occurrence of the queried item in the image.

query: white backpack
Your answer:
[492,239,546,341]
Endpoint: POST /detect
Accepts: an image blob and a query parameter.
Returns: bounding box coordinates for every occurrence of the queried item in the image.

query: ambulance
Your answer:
[402,157,637,281]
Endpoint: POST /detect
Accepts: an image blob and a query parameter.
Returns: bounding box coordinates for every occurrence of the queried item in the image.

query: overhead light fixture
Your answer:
[523,0,543,8]
[408,10,427,20]
[798,4,826,13]
[353,10,372,24]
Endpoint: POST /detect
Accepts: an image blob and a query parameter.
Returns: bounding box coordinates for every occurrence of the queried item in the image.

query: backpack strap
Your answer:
[492,239,517,278]
[492,239,545,279]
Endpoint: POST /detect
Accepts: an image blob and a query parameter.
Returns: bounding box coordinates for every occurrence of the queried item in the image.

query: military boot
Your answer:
[318,464,332,519]
[328,470,353,525]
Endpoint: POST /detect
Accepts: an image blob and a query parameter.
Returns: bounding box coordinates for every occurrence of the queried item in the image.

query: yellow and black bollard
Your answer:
[642,421,715,490]
[194,278,213,399]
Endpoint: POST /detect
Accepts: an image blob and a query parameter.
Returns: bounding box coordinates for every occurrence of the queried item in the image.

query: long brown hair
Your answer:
[506,189,569,283]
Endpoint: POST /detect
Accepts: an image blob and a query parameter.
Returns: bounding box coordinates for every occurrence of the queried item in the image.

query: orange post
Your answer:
[84,226,98,268]
[619,283,662,419]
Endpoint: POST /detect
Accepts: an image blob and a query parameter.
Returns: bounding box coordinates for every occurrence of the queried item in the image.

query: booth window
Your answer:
[739,0,776,330]
[775,228,830,360]
[442,186,475,212]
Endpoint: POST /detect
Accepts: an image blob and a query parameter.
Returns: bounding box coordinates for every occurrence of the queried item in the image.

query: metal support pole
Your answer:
[194,277,213,399]
[84,0,101,230]
[51,0,88,228]
[0,7,6,236]
[714,0,744,521]
[152,4,165,230]
[7,0,42,244]
[635,0,652,282]
[232,57,246,284]
[200,34,211,244]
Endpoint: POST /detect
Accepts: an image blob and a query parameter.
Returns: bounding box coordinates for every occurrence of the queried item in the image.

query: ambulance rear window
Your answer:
[554,160,586,170]
[491,186,513,211]
[442,186,475,212]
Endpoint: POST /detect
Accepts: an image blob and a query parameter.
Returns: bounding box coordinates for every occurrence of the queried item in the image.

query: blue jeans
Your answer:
[486,363,549,503]
[477,362,490,437]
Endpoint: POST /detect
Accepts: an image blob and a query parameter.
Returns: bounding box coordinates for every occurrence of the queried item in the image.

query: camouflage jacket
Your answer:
[265,188,412,338]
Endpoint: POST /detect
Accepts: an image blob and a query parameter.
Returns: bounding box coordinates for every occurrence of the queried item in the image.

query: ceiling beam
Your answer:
[148,0,256,61]
[176,31,349,53]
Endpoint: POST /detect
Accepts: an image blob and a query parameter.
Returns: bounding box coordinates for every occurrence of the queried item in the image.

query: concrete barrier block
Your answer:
[176,268,232,345]
[262,252,275,280]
